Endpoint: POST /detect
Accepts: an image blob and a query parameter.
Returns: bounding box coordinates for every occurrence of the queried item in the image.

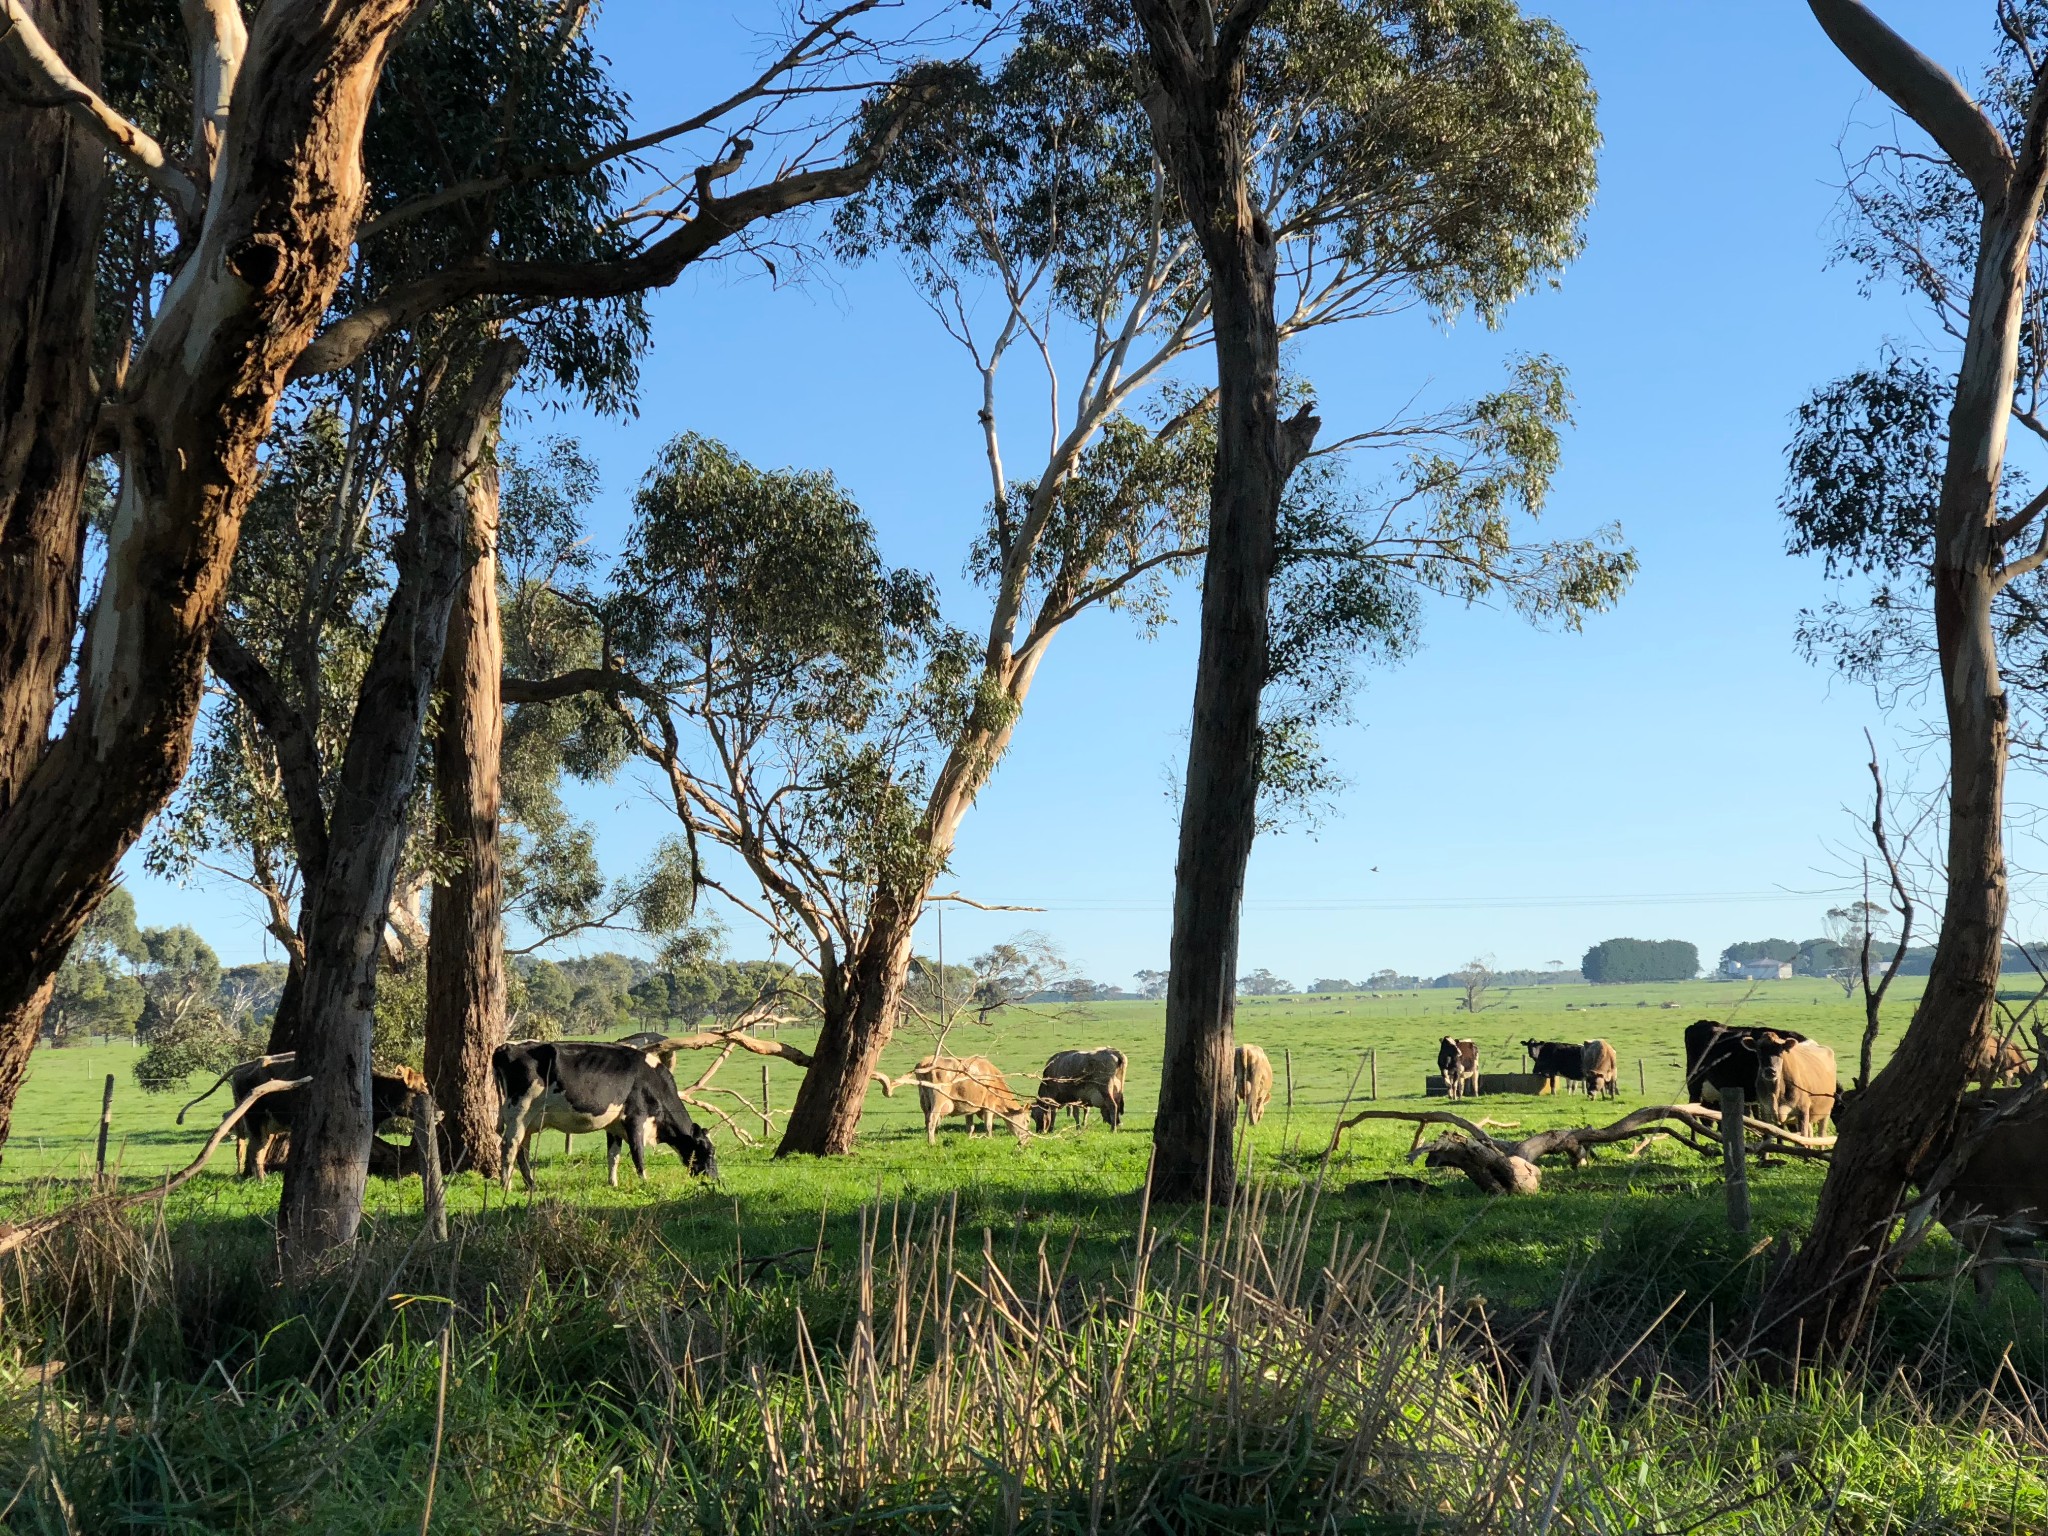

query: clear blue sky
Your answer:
[128,1,2034,985]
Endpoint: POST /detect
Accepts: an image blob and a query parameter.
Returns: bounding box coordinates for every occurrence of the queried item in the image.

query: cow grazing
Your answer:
[1682,1020,1808,1113]
[1235,1043,1274,1125]
[1031,1048,1127,1133]
[1928,1089,2048,1302]
[1772,1040,1838,1137]
[1580,1039,1619,1099]
[1437,1038,1479,1100]
[493,1039,719,1191]
[1973,1034,2030,1091]
[1521,1040,1586,1095]
[178,1053,427,1179]
[917,1055,1032,1143]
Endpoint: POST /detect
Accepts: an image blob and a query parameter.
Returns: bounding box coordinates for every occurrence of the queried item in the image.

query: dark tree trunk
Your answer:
[424,446,506,1176]
[0,0,425,1155]
[278,341,522,1257]
[775,890,920,1156]
[1758,1,2048,1353]
[1133,1,1318,1205]
[0,0,102,816]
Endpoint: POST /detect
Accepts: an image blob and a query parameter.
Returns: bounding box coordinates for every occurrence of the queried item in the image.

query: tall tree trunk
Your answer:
[0,0,102,816]
[424,443,506,1177]
[1758,0,2048,1353]
[278,341,522,1257]
[0,0,425,1154]
[775,889,921,1156]
[1134,2,1318,1205]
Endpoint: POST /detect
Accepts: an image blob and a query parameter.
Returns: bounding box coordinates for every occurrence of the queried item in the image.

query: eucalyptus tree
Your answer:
[0,0,955,1159]
[603,434,977,1151]
[1762,0,2048,1352]
[1120,0,1608,1202]
[762,0,1616,1160]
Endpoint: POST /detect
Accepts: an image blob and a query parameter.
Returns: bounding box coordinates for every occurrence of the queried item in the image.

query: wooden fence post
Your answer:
[761,1061,773,1137]
[1284,1049,1294,1112]
[95,1074,115,1184]
[1638,1058,1646,1098]
[413,1092,448,1242]
[1369,1049,1378,1102]
[1721,1087,1750,1236]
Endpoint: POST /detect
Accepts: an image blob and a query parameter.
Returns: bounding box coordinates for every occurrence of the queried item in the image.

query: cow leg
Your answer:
[252,1132,270,1182]
[628,1118,650,1180]
[925,1098,942,1146]
[606,1132,624,1188]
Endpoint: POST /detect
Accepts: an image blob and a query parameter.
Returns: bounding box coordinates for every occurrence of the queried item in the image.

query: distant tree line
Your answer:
[1581,939,1698,984]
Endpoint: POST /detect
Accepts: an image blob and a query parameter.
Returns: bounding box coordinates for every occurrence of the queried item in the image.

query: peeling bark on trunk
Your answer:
[774,890,920,1157]
[0,0,425,1154]
[1758,0,2048,1354]
[0,0,102,818]
[277,342,522,1257]
[1133,1,1318,1205]
[424,450,506,1177]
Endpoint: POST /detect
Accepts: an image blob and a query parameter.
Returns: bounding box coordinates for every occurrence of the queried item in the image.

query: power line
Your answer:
[992,888,1838,914]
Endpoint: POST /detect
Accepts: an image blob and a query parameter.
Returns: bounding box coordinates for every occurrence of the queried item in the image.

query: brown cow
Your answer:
[1770,1040,1837,1136]
[1928,1090,2048,1303]
[1235,1043,1274,1125]
[1973,1034,2030,1091]
[1580,1039,1619,1099]
[1436,1037,1479,1100]
[917,1055,1032,1144]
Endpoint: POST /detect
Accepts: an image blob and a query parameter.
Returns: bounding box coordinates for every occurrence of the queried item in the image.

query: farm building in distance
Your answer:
[1720,956,1793,981]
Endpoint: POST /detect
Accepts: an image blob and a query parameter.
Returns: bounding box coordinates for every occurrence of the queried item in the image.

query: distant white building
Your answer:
[1721,957,1793,981]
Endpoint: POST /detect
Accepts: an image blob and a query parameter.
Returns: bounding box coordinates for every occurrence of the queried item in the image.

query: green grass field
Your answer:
[1,974,1943,1321]
[10,976,2048,1533]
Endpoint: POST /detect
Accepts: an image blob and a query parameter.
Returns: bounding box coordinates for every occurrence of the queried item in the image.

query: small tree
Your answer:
[1822,901,1890,998]
[1236,969,1295,997]
[1133,968,1170,1001]
[1452,957,1495,1014]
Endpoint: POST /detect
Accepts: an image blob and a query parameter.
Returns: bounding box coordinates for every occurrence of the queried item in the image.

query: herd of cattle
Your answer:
[176,1018,2043,1297]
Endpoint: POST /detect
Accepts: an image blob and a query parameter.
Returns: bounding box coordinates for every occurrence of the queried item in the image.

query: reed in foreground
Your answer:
[1,1176,2043,1533]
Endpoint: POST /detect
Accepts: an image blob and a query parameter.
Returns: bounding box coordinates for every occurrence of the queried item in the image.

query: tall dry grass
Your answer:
[0,1165,2043,1532]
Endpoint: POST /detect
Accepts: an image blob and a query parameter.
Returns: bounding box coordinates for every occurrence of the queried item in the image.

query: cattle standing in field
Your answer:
[493,1039,719,1191]
[917,1055,1033,1143]
[1973,1034,2031,1090]
[1437,1037,1479,1100]
[1580,1039,1618,1099]
[1521,1040,1587,1095]
[1031,1048,1127,1133]
[1235,1043,1274,1124]
[1682,1020,1808,1112]
[178,1053,427,1178]
[1926,1089,2048,1302]
[1771,1040,1838,1136]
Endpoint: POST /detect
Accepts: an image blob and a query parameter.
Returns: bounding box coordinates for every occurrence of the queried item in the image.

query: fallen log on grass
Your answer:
[1328,1103,1835,1195]
[0,1076,310,1258]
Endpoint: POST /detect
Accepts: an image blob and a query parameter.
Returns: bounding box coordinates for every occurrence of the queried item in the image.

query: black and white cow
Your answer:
[493,1039,719,1191]
[1521,1039,1587,1095]
[1682,1020,1808,1109]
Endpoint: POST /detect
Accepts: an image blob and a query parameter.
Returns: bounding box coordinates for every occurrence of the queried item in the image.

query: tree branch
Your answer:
[208,626,331,890]
[291,77,944,381]
[1807,0,2013,204]
[0,0,202,225]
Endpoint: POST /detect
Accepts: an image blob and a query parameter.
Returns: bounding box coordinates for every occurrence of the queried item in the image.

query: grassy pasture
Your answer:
[8,975,2048,1533]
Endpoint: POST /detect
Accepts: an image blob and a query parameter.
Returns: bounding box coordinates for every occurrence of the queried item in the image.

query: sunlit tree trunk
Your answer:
[424,450,506,1176]
[1760,0,2048,1352]
[0,0,425,1154]
[279,342,521,1256]
[1133,0,1318,1205]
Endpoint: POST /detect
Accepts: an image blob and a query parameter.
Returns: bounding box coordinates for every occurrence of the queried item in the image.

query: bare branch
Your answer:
[0,0,202,223]
[1806,0,2013,204]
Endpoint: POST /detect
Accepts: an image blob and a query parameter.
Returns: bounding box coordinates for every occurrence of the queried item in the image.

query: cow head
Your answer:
[1521,1039,1540,1063]
[1030,1098,1060,1135]
[658,1117,720,1179]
